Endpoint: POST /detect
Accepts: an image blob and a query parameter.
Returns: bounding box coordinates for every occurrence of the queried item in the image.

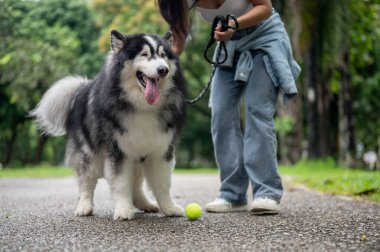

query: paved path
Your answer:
[0,174,379,251]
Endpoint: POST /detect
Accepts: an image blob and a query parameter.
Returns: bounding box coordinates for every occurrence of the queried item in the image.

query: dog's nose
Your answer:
[157,66,169,77]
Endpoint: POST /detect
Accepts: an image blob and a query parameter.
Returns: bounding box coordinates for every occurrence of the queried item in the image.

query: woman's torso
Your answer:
[187,0,252,23]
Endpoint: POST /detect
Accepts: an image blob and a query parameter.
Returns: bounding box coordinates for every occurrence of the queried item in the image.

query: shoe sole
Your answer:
[251,208,279,215]
[206,205,248,213]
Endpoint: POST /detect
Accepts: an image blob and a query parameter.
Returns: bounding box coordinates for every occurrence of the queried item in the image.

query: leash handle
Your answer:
[203,14,232,65]
[186,14,237,105]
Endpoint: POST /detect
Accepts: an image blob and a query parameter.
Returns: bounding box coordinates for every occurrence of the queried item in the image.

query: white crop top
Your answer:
[187,0,252,23]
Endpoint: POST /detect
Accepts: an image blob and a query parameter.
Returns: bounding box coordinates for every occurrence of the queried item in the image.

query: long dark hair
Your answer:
[157,0,198,42]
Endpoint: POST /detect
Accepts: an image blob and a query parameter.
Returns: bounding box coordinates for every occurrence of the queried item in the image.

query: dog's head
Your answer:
[107,30,177,106]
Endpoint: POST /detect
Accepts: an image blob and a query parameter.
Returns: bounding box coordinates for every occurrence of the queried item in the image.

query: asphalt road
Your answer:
[0,174,379,251]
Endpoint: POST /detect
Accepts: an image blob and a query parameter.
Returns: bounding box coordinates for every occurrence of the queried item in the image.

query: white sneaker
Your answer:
[205,198,248,213]
[250,198,280,215]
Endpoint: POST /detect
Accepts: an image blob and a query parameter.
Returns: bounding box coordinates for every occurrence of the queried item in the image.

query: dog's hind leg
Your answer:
[66,139,104,217]
[143,159,184,217]
[75,158,98,216]
[73,154,100,217]
[132,168,159,213]
[75,175,97,216]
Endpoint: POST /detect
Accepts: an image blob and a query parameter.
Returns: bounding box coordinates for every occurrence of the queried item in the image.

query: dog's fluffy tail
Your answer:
[30,76,88,136]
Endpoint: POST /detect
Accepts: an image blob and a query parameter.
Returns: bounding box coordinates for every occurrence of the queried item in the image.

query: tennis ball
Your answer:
[185,203,203,221]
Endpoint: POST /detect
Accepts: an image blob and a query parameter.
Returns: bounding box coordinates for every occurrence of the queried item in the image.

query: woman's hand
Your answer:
[214,28,234,42]
[214,20,236,42]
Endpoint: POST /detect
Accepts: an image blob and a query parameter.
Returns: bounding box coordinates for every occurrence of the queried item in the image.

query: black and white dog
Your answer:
[31,30,186,220]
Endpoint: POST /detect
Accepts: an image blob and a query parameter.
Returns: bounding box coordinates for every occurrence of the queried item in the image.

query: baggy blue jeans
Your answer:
[210,50,283,204]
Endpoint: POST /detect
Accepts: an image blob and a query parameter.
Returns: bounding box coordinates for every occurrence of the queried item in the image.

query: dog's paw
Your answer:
[162,204,185,217]
[113,206,135,220]
[136,201,160,213]
[75,200,93,217]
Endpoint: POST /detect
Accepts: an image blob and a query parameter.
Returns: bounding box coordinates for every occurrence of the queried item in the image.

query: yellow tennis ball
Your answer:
[185,203,203,221]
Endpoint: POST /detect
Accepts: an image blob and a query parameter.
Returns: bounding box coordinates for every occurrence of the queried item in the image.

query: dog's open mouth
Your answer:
[136,71,161,105]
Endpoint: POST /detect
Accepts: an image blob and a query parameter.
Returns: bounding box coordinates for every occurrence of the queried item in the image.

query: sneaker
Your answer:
[205,198,248,213]
[250,198,280,215]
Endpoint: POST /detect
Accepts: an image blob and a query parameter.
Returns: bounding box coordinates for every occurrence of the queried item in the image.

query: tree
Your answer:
[280,0,380,167]
[272,0,304,164]
[0,0,100,166]
[349,0,380,165]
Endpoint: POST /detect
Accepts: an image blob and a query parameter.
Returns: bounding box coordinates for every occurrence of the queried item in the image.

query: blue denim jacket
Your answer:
[214,10,301,104]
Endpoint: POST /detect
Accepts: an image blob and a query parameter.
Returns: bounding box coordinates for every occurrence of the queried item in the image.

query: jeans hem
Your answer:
[253,194,282,203]
[219,191,247,205]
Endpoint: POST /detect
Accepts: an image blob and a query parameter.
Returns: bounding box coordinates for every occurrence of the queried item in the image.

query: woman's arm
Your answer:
[214,0,272,41]
[238,0,272,29]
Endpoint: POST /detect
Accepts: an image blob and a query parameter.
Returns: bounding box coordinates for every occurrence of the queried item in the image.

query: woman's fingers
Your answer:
[214,29,234,41]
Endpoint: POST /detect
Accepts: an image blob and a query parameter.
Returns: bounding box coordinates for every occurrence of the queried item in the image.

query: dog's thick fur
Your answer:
[31,30,186,220]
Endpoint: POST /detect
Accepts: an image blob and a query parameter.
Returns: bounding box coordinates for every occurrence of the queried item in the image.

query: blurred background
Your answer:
[0,0,379,171]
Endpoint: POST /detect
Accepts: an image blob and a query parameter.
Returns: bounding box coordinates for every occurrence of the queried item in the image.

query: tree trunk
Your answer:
[316,74,334,157]
[33,134,49,165]
[302,1,338,160]
[278,0,303,163]
[4,127,17,167]
[304,41,321,159]
[338,49,356,167]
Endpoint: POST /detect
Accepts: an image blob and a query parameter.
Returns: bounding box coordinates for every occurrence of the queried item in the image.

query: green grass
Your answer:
[0,166,216,178]
[0,165,74,178]
[279,159,380,202]
[1,161,379,202]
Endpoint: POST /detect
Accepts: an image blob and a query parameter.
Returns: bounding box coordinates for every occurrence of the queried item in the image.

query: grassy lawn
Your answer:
[0,165,74,178]
[279,159,380,202]
[1,160,379,202]
[0,166,217,178]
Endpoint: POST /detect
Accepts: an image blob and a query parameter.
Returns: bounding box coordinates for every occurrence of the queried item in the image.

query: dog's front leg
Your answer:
[143,159,184,217]
[133,167,160,213]
[107,159,135,220]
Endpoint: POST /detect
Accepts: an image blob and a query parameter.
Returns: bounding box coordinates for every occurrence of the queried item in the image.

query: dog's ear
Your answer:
[163,31,174,46]
[110,30,125,53]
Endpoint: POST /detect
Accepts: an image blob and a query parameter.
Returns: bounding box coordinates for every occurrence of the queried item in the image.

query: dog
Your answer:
[31,30,187,220]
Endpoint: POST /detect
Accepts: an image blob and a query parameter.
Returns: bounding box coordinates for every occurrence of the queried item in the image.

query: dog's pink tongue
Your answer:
[144,78,160,105]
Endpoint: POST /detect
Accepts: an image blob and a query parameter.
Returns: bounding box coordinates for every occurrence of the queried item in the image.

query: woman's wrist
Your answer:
[228,15,239,31]
[228,23,237,31]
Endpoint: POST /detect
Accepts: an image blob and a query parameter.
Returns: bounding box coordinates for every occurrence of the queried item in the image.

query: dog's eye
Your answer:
[141,52,149,57]
[160,52,166,58]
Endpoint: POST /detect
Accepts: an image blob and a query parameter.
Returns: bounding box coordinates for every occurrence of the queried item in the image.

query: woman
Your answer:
[157,0,300,214]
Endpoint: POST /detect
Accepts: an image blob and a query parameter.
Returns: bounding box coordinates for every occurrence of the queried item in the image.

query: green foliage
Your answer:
[93,0,168,52]
[275,116,295,137]
[349,0,380,68]
[349,1,380,151]
[295,0,380,158]
[0,0,100,166]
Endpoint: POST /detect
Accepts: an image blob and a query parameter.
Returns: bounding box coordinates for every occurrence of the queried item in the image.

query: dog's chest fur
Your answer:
[116,109,174,161]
